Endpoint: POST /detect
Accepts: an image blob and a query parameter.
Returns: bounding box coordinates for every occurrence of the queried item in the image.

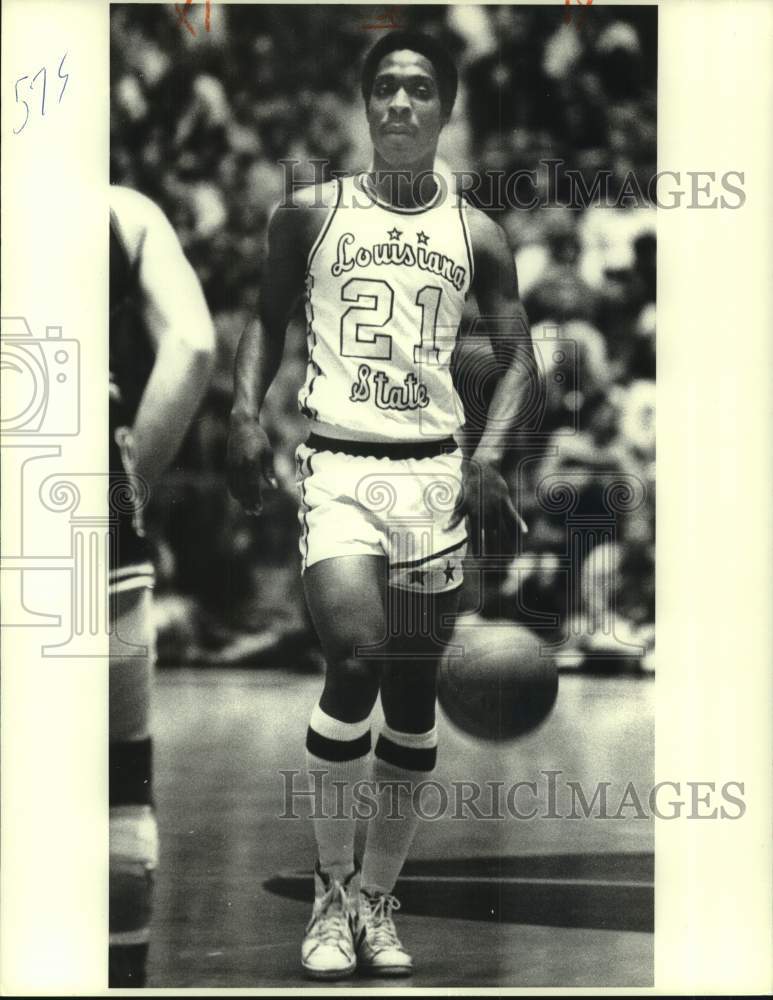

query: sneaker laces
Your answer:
[306,881,351,945]
[362,892,403,950]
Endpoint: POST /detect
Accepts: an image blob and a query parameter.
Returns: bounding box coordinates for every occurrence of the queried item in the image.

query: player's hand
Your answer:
[226,414,278,516]
[448,456,528,546]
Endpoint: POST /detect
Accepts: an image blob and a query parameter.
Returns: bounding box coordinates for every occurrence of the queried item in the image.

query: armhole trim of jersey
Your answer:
[459,197,475,297]
[110,206,145,290]
[110,207,132,266]
[305,178,343,276]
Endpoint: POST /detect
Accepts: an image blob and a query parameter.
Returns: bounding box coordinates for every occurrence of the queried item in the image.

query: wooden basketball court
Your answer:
[148,668,653,987]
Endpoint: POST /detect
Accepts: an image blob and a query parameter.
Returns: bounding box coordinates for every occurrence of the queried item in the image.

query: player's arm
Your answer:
[466,207,538,468]
[227,201,309,513]
[114,187,216,489]
[450,208,540,535]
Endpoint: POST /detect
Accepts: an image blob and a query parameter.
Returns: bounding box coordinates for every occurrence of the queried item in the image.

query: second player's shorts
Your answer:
[109,414,154,595]
[295,434,467,594]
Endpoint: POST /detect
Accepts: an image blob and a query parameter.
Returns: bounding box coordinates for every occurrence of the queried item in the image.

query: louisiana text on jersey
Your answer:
[300,173,474,442]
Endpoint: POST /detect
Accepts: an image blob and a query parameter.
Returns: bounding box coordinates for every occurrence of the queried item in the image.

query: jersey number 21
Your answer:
[339,278,445,365]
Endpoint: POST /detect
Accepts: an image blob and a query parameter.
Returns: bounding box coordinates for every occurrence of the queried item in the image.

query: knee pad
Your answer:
[109,587,157,983]
[109,804,159,945]
[110,737,156,947]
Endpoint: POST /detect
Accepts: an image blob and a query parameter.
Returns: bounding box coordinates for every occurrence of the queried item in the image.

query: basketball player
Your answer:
[228,31,536,979]
[109,184,215,986]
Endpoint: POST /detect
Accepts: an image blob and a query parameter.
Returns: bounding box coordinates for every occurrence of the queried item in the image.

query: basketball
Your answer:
[438,618,558,741]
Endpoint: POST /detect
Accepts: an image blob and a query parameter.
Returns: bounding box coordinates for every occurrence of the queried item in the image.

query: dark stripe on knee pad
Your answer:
[306,727,371,762]
[110,737,153,806]
[375,734,437,772]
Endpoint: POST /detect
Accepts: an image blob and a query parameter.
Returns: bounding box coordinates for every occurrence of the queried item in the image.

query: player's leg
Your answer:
[300,554,388,979]
[303,554,388,872]
[109,584,158,988]
[357,585,461,976]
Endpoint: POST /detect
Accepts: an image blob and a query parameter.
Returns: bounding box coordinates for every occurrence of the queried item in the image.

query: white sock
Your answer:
[305,703,372,882]
[361,723,438,894]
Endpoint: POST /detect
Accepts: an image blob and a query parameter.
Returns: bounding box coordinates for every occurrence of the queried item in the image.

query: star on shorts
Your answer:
[408,569,427,586]
[443,562,456,583]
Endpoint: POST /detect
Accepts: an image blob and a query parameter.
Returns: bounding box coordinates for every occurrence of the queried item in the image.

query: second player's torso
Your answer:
[108,210,155,582]
[301,173,474,441]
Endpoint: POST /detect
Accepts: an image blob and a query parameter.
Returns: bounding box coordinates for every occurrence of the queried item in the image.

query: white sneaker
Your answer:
[301,864,358,980]
[355,889,413,976]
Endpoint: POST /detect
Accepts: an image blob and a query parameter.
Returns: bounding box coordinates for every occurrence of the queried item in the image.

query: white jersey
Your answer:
[299,172,474,442]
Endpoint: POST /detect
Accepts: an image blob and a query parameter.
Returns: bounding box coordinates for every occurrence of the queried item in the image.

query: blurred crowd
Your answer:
[110,4,656,671]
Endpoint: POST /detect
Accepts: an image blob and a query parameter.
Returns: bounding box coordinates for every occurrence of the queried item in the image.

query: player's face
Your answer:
[367,51,445,167]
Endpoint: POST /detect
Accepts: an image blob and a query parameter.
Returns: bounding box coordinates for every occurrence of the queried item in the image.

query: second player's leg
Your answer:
[109,584,158,989]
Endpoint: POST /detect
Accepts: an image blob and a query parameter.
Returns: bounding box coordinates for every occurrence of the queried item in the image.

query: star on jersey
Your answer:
[417,230,430,246]
[387,227,402,241]
[443,561,456,583]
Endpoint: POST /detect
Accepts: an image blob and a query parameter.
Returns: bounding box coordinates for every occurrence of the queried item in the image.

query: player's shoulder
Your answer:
[461,202,521,294]
[110,184,175,257]
[110,184,169,230]
[268,179,342,256]
[273,179,341,221]
[463,202,510,258]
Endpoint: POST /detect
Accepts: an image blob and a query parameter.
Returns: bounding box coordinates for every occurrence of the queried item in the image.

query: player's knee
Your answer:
[320,654,380,719]
[109,804,158,945]
[110,732,156,933]
[109,806,157,986]
[110,803,159,883]
[327,651,380,685]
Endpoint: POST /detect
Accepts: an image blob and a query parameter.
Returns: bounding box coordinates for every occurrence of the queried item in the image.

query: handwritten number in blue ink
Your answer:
[30,66,47,117]
[12,55,67,134]
[13,76,30,134]
[58,53,69,103]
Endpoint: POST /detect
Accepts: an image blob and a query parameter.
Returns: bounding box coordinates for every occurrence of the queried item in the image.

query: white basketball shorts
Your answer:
[295,438,467,594]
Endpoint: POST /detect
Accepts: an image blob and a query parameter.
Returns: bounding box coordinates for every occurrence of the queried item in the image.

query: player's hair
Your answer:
[361,30,458,120]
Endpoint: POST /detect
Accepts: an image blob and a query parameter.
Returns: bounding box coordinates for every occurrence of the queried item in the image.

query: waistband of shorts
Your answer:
[305,433,459,460]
